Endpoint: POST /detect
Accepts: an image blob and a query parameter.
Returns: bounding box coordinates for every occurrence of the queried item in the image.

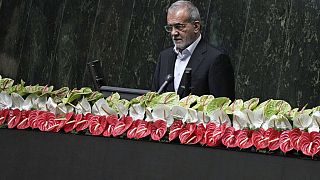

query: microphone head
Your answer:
[166,74,174,82]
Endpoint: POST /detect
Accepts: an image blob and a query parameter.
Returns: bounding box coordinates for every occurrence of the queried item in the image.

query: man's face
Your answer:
[167,9,199,51]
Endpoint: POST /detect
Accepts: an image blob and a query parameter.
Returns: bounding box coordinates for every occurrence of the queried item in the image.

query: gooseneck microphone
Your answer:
[157,74,174,94]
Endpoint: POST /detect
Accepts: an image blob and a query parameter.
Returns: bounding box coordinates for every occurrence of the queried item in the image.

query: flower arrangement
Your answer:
[1,76,320,159]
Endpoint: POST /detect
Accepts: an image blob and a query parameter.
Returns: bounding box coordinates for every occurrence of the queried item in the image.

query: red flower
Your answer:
[28,110,43,129]
[37,112,56,132]
[127,120,140,139]
[180,123,205,145]
[75,113,93,132]
[89,115,107,136]
[63,113,77,133]
[279,130,294,153]
[289,128,303,151]
[126,119,151,139]
[151,120,167,141]
[7,109,22,129]
[0,109,9,126]
[134,120,151,139]
[179,123,197,144]
[299,132,320,157]
[206,123,227,147]
[252,128,271,150]
[16,110,31,129]
[236,129,253,149]
[169,120,184,142]
[102,115,118,137]
[222,127,239,148]
[48,112,74,132]
[200,122,216,145]
[193,123,206,144]
[268,129,281,151]
[112,115,133,137]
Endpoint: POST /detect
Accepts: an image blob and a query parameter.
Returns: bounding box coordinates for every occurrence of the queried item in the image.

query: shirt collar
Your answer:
[173,34,202,55]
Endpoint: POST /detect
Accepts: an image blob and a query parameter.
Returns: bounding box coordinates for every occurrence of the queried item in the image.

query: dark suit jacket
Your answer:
[151,38,235,100]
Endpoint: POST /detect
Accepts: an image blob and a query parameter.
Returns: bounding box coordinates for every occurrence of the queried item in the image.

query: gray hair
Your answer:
[168,1,201,23]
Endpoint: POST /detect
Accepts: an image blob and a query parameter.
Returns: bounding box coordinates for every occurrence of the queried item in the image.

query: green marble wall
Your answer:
[0,0,319,107]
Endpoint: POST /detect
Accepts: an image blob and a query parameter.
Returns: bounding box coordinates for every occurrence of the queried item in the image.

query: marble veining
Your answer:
[0,0,319,107]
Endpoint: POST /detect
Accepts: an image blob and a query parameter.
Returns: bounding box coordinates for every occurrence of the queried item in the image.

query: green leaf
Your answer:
[25,85,52,95]
[112,99,129,116]
[140,92,158,107]
[85,91,104,102]
[78,87,93,95]
[0,78,14,91]
[313,106,320,112]
[41,85,54,96]
[62,87,93,104]
[205,97,231,115]
[300,109,313,115]
[51,87,69,103]
[192,95,214,111]
[121,99,130,108]
[15,80,27,96]
[286,108,299,120]
[243,98,259,110]
[225,99,243,114]
[106,92,121,103]
[129,96,141,106]
[149,92,179,108]
[4,79,26,96]
[179,94,198,108]
[264,100,291,119]
[254,99,272,110]
[62,94,81,105]
[296,104,312,115]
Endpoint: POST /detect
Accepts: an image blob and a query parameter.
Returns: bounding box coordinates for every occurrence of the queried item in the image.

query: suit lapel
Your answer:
[177,39,207,96]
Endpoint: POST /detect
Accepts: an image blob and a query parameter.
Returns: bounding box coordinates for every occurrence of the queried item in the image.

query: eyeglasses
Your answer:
[164,23,188,32]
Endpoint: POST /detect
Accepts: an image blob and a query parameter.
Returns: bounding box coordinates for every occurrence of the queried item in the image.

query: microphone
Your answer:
[157,74,174,94]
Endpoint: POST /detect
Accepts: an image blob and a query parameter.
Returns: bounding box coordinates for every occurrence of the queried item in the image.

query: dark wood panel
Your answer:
[1,129,320,180]
[0,0,319,107]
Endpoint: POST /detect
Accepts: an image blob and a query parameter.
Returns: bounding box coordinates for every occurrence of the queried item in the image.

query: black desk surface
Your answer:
[0,129,319,180]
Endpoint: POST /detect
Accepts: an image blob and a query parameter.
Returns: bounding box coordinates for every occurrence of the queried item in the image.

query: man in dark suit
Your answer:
[151,1,235,100]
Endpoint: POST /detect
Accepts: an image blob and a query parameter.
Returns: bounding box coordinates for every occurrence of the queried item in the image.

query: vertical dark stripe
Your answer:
[48,0,67,84]
[203,0,212,37]
[276,0,293,98]
[235,0,252,93]
[18,0,33,61]
[117,0,136,85]
[81,0,101,86]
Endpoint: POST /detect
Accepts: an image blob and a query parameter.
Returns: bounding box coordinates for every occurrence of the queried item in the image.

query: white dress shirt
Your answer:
[173,35,201,92]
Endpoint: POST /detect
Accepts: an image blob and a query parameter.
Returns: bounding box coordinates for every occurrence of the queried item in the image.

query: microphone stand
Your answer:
[87,60,105,91]
[157,74,174,94]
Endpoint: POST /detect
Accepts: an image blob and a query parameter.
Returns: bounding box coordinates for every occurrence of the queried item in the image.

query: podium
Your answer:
[100,86,150,100]
[88,60,150,100]
[0,129,319,180]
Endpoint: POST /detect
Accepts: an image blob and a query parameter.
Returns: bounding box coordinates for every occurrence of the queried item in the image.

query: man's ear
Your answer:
[193,21,201,33]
